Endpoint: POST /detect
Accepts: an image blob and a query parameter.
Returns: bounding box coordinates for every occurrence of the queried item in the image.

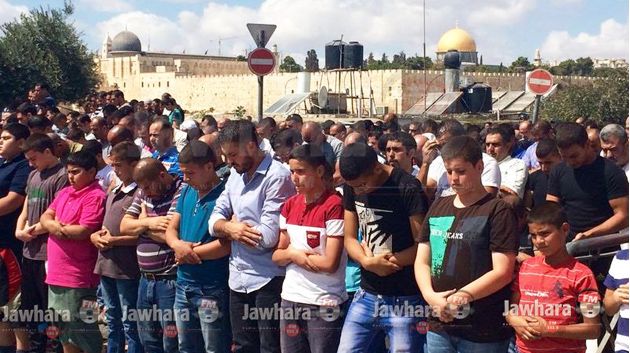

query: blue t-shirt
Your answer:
[152,147,182,177]
[175,181,228,286]
[0,154,31,256]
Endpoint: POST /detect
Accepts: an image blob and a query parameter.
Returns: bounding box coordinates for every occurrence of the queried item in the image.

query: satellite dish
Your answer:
[318,86,328,107]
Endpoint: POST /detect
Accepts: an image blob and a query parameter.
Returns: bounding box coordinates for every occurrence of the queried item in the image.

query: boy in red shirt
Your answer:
[507,201,601,353]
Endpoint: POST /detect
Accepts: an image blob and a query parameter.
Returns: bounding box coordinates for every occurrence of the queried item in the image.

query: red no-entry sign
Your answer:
[248,48,276,76]
[527,69,554,95]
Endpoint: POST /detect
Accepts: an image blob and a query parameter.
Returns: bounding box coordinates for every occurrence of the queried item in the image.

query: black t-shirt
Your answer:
[419,193,518,342]
[0,154,31,258]
[547,157,629,234]
[526,169,548,209]
[343,168,429,296]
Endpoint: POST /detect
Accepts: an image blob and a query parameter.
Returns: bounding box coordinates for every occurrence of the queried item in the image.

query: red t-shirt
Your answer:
[513,255,600,353]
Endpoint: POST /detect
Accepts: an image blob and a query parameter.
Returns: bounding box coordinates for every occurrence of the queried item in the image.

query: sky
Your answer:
[0,0,628,66]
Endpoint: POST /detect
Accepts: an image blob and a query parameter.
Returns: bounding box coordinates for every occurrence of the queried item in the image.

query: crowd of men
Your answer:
[0,86,628,353]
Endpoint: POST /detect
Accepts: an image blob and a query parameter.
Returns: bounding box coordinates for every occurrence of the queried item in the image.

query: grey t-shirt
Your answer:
[94,183,141,279]
[23,163,68,260]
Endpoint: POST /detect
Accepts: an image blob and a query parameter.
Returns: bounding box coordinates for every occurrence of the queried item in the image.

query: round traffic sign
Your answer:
[527,69,554,95]
[248,48,276,76]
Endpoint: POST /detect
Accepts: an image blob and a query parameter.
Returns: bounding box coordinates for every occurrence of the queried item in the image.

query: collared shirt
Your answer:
[176,181,228,286]
[153,146,182,177]
[209,153,296,293]
[0,154,31,255]
[497,156,528,199]
[46,181,106,288]
[520,141,539,170]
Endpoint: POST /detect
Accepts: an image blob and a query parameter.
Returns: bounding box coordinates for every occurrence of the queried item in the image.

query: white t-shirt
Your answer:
[497,156,528,199]
[428,152,501,197]
[96,164,116,191]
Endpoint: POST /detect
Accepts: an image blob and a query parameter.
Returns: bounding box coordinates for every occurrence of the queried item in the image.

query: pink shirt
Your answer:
[46,181,106,288]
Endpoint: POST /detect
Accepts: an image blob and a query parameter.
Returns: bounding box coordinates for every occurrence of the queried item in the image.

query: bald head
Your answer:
[198,132,223,165]
[301,121,324,145]
[344,131,366,147]
[108,125,134,146]
[413,134,428,164]
[133,158,168,183]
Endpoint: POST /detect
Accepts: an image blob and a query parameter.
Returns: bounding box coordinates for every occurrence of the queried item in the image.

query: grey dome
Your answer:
[111,31,141,52]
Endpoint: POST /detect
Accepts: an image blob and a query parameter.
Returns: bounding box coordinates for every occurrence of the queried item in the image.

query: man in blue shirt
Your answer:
[166,140,230,353]
[209,120,295,353]
[150,117,182,177]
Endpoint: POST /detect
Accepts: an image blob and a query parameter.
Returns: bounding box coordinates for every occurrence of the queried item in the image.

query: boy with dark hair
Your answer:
[525,139,561,209]
[40,150,106,353]
[415,135,518,352]
[91,142,142,353]
[383,131,419,176]
[338,142,429,352]
[165,140,231,353]
[507,201,601,353]
[547,122,628,240]
[14,133,68,353]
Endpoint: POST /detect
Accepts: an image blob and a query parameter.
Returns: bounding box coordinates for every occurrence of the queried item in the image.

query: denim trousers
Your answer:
[426,330,511,353]
[136,276,178,353]
[174,281,231,353]
[337,288,427,353]
[99,276,143,353]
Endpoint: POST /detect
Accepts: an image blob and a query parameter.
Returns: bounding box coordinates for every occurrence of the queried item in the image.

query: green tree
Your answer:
[304,49,319,72]
[236,55,247,61]
[540,68,628,125]
[233,105,246,118]
[279,55,303,72]
[0,2,99,106]
[509,56,534,72]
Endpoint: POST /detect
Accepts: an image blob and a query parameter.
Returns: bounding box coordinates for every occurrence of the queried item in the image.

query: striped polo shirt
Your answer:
[126,177,184,275]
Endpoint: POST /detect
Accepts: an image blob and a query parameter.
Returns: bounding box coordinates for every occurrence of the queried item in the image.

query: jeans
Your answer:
[174,282,231,353]
[229,276,284,353]
[100,276,143,353]
[426,330,511,353]
[337,288,426,353]
[136,276,178,353]
[280,299,345,353]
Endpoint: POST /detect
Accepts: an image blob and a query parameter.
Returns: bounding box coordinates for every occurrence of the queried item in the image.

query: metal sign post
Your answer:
[247,23,277,122]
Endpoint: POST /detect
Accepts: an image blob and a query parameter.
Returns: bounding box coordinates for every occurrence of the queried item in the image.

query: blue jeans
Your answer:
[174,282,231,353]
[100,276,143,353]
[337,288,426,353]
[136,276,178,353]
[280,299,345,353]
[426,330,511,353]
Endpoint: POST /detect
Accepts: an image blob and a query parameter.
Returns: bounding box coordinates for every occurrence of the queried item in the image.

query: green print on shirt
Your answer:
[429,216,455,276]
[28,187,47,202]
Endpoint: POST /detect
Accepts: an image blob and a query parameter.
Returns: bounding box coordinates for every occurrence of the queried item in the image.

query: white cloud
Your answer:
[79,0,133,13]
[467,0,537,27]
[541,19,629,60]
[0,0,28,26]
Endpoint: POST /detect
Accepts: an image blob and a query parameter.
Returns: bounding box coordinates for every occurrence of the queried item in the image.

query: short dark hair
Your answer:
[66,150,97,171]
[286,114,303,125]
[555,122,587,149]
[438,119,466,139]
[112,90,124,99]
[421,119,439,134]
[17,102,37,115]
[339,143,377,181]
[272,128,302,151]
[66,128,85,142]
[151,116,173,130]
[79,114,91,124]
[289,144,332,179]
[536,139,559,159]
[219,119,258,145]
[441,135,482,165]
[110,141,141,163]
[179,140,217,165]
[102,104,118,117]
[259,117,276,130]
[486,123,515,144]
[383,132,417,151]
[527,201,568,229]
[27,115,52,130]
[202,115,217,128]
[3,123,30,140]
[23,133,54,153]
[321,120,334,134]
[82,140,103,158]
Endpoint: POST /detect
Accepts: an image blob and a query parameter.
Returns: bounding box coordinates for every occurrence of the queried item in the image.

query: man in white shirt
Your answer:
[485,124,528,200]
[600,123,630,181]
[419,119,501,200]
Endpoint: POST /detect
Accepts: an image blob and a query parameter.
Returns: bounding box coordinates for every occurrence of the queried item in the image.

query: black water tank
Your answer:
[325,40,346,70]
[343,41,364,69]
[463,83,492,113]
[444,50,461,69]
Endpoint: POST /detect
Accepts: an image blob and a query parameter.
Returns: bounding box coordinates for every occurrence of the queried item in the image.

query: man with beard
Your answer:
[209,120,295,353]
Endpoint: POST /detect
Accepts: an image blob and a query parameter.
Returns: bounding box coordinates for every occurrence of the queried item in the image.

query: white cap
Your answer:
[179,119,198,131]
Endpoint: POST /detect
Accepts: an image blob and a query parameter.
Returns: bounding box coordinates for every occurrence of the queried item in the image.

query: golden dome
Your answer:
[437,27,476,53]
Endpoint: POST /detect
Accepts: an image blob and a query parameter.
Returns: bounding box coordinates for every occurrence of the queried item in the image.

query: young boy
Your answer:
[507,201,601,353]
[165,140,230,353]
[91,142,142,353]
[40,150,106,353]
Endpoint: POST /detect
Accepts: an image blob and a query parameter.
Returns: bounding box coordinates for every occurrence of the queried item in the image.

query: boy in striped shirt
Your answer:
[507,201,601,353]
